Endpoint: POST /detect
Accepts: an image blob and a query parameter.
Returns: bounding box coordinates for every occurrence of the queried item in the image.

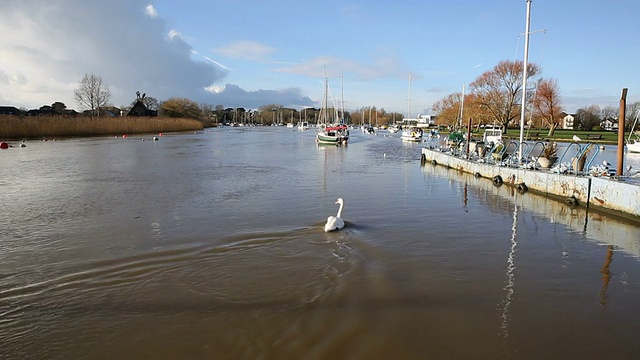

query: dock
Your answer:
[420,145,640,222]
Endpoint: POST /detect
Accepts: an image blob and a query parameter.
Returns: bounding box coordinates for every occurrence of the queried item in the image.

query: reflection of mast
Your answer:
[463,181,468,212]
[499,193,519,350]
[598,245,614,309]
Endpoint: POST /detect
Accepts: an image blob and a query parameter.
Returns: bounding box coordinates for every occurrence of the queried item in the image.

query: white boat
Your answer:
[297,121,309,131]
[401,73,423,142]
[316,68,349,145]
[401,126,423,142]
[482,125,503,146]
[286,122,294,128]
[627,111,640,153]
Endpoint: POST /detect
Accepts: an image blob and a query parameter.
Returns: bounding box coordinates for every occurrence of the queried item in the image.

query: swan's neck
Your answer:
[336,202,344,218]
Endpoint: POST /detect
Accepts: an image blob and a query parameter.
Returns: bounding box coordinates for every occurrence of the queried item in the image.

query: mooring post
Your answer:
[618,88,627,175]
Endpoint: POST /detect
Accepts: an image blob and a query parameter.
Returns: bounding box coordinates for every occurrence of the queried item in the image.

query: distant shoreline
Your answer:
[0,115,207,140]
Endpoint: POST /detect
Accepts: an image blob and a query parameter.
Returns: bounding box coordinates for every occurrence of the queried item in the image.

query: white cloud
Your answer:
[0,1,318,110]
[214,41,276,62]
[145,4,158,18]
[0,0,224,109]
[275,55,407,81]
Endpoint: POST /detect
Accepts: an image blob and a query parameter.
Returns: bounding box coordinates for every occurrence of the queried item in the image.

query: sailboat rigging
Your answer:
[316,67,349,145]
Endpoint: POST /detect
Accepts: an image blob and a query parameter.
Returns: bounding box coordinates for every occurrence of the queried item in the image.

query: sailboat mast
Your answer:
[407,72,412,121]
[459,83,465,129]
[518,0,532,160]
[341,75,345,124]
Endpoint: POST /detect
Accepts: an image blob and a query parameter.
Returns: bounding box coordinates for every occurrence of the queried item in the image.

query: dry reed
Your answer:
[0,115,204,139]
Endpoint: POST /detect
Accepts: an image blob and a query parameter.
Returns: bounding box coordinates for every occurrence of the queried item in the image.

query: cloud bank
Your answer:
[0,0,313,110]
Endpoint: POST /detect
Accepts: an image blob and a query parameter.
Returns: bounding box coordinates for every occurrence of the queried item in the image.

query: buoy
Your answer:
[153,136,159,141]
[123,134,127,138]
[566,196,579,206]
[0,142,9,149]
[517,183,528,193]
[492,175,503,186]
[159,133,163,136]
[20,143,26,148]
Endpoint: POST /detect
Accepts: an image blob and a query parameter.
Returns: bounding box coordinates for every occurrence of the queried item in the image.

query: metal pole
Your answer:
[618,88,627,175]
[466,117,472,156]
[518,0,532,161]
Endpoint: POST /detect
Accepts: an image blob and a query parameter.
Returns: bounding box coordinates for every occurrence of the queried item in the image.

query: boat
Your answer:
[401,73,423,142]
[482,125,503,146]
[297,121,309,131]
[627,111,640,153]
[286,122,294,128]
[388,123,401,133]
[316,68,349,145]
[401,126,423,142]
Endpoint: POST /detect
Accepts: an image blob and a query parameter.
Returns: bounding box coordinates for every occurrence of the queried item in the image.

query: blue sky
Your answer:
[1,0,638,115]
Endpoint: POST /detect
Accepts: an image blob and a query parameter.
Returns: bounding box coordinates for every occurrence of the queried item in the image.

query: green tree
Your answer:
[51,102,67,114]
[74,73,111,116]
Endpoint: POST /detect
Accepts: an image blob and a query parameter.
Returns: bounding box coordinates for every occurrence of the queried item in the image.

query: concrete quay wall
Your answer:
[421,148,640,221]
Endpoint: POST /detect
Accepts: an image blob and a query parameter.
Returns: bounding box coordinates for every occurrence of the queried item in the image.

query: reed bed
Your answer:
[0,115,204,139]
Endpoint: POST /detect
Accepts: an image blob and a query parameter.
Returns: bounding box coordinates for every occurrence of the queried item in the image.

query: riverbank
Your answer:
[0,115,206,140]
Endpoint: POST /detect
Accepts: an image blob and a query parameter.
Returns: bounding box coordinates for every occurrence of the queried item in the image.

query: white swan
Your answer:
[324,198,345,232]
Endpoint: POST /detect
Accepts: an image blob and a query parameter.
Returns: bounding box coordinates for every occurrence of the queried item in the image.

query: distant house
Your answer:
[600,118,618,131]
[560,112,576,130]
[101,106,122,117]
[0,106,21,115]
[27,108,55,116]
[127,101,157,117]
[404,114,437,127]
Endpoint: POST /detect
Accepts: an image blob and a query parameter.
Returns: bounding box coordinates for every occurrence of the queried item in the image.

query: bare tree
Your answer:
[470,60,540,133]
[532,78,563,136]
[74,73,111,116]
[160,97,202,119]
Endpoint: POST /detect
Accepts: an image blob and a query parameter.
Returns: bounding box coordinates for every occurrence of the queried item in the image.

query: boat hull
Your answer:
[627,139,640,153]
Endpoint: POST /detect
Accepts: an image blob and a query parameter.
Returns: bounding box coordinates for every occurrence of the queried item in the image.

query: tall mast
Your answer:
[459,83,465,129]
[407,72,412,120]
[518,0,532,160]
[341,75,345,124]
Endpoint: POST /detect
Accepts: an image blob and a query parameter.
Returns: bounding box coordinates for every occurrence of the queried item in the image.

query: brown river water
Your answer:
[1,126,640,359]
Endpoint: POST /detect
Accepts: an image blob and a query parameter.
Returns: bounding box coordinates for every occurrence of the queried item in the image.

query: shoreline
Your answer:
[0,115,208,140]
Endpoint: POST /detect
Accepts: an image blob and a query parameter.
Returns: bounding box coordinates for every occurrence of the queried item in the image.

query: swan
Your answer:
[324,198,345,232]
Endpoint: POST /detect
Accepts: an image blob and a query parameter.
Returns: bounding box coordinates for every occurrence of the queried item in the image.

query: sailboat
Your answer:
[626,111,640,153]
[316,69,349,145]
[401,72,423,142]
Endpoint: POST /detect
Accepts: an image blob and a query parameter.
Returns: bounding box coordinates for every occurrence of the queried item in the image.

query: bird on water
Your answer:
[324,198,345,232]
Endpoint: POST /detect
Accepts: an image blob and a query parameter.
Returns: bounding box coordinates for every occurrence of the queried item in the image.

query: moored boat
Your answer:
[627,112,640,153]
[316,68,349,145]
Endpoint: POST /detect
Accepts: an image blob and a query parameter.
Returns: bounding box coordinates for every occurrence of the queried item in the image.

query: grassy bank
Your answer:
[0,115,205,140]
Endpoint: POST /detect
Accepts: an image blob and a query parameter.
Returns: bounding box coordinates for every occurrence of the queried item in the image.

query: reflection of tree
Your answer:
[598,245,614,309]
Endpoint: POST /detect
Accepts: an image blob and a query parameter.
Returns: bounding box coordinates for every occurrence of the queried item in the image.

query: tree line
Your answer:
[431,59,640,135]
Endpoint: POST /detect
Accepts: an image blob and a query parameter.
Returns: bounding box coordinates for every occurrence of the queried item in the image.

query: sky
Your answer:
[1,0,639,116]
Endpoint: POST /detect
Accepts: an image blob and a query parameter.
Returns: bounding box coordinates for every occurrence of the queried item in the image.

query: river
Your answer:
[1,126,640,359]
